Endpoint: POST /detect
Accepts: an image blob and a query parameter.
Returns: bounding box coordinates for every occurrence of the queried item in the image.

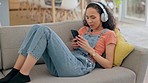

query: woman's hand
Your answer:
[76,35,93,53]
[72,38,79,49]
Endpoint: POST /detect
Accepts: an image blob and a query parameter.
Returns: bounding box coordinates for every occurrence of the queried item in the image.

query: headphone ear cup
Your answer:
[101,13,106,22]
[101,13,108,22]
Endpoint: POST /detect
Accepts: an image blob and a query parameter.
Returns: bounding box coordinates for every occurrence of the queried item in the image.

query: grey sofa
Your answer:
[0,20,148,83]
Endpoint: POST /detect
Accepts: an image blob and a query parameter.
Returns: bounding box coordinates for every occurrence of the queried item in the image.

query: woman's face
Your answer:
[85,7,102,30]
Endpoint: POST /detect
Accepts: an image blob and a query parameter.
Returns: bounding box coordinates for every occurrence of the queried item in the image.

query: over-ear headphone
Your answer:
[91,2,108,22]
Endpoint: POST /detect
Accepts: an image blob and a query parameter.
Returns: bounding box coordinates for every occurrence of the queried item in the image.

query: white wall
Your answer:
[0,0,10,26]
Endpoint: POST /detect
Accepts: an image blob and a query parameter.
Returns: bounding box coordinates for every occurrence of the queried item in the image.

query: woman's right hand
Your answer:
[72,38,79,49]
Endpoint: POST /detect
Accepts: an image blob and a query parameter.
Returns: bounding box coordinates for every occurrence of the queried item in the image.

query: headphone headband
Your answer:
[90,2,108,22]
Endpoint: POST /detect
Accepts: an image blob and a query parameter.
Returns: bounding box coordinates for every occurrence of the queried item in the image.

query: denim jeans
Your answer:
[18,25,95,77]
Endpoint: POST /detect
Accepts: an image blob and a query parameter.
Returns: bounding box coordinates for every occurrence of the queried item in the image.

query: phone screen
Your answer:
[71,30,79,38]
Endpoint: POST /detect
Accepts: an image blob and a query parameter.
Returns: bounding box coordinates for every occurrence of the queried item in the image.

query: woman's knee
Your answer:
[37,25,53,34]
[32,24,52,32]
[31,24,42,31]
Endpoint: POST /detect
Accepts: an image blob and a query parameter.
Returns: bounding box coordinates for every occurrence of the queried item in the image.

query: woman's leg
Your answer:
[20,54,37,75]
[18,24,42,58]
[0,25,41,83]
[14,24,42,70]
[8,25,49,83]
[13,54,26,70]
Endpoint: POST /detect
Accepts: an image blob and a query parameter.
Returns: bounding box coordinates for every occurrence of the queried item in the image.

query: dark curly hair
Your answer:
[83,2,116,30]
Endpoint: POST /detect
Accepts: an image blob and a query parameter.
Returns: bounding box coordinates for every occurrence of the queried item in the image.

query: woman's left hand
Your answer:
[76,35,93,53]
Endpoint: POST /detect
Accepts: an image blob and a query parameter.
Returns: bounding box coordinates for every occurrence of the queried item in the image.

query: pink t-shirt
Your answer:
[78,26,117,56]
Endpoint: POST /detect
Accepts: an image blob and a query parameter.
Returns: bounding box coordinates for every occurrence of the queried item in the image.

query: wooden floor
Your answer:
[10,10,148,83]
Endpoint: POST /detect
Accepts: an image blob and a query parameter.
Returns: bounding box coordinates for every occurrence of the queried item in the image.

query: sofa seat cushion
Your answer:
[2,64,136,83]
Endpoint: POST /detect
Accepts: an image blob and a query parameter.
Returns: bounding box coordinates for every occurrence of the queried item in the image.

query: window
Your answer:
[125,0,145,20]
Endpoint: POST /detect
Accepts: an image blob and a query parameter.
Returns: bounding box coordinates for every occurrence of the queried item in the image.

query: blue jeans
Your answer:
[18,25,95,77]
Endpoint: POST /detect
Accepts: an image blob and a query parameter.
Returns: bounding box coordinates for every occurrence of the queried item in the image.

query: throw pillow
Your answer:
[113,28,135,66]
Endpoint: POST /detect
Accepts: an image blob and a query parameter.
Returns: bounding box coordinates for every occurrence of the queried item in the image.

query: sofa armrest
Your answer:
[121,46,148,83]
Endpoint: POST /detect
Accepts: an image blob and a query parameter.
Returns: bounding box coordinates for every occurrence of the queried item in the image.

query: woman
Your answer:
[0,2,116,83]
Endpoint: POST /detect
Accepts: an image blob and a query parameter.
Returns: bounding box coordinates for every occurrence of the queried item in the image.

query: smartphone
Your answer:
[71,29,79,38]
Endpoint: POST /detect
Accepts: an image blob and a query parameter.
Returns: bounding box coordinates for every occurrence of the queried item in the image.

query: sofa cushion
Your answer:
[114,28,134,66]
[3,64,136,83]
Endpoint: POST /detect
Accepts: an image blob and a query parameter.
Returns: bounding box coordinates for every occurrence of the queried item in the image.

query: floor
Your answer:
[10,10,148,83]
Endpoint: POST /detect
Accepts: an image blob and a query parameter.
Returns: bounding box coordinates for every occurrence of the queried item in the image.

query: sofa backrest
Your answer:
[0,20,83,70]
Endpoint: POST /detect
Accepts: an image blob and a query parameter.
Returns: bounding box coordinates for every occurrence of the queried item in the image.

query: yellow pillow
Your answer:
[113,28,134,66]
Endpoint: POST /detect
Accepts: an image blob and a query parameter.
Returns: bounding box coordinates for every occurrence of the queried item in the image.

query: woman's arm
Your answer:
[89,43,116,68]
[76,35,116,69]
